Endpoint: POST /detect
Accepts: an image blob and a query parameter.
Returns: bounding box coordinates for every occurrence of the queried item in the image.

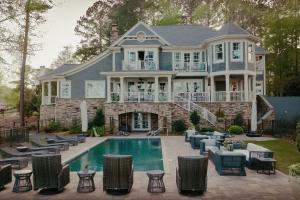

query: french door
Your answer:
[132,112,151,131]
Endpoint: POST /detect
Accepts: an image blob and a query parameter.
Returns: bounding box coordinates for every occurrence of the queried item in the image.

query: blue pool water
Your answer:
[68,138,164,171]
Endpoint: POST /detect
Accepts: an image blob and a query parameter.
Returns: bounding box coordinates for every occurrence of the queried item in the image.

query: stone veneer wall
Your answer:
[40,98,105,127]
[40,99,253,132]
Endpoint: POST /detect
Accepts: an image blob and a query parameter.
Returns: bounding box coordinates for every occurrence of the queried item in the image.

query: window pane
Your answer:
[202,51,206,62]
[232,42,241,60]
[184,53,190,62]
[61,81,71,98]
[129,52,136,63]
[215,44,223,61]
[193,52,199,62]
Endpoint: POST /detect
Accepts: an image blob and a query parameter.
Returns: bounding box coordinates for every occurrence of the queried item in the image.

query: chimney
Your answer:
[111,23,119,44]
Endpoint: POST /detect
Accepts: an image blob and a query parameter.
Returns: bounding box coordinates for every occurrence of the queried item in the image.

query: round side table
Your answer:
[13,169,32,192]
[147,170,165,193]
[77,170,96,193]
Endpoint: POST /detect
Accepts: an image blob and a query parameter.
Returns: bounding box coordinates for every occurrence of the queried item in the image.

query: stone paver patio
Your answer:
[0,135,298,200]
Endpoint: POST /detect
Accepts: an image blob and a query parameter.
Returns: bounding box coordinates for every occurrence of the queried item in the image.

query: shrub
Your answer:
[201,127,215,132]
[172,119,187,133]
[215,108,225,118]
[190,111,200,131]
[234,113,244,127]
[69,118,81,134]
[44,120,61,133]
[89,109,105,128]
[289,163,300,177]
[228,125,244,135]
[93,126,104,137]
[296,121,300,152]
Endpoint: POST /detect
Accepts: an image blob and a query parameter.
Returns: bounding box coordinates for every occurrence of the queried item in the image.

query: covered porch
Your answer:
[210,73,256,102]
[102,71,175,103]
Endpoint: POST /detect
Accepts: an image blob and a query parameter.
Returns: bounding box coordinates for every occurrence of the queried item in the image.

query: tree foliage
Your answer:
[50,45,78,68]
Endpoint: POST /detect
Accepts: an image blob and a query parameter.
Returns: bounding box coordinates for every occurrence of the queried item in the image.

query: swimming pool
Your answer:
[68,138,164,171]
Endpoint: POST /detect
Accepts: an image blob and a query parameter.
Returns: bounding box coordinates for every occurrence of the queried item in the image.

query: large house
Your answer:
[39,22,268,132]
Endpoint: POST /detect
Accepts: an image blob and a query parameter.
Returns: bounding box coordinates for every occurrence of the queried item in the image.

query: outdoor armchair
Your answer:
[0,164,12,190]
[32,154,70,192]
[190,135,209,149]
[214,151,246,176]
[103,154,133,193]
[176,156,208,194]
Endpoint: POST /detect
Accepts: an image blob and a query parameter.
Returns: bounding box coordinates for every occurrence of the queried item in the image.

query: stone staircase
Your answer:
[174,95,217,126]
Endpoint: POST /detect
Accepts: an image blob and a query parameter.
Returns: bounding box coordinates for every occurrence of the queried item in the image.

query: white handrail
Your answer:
[174,95,217,126]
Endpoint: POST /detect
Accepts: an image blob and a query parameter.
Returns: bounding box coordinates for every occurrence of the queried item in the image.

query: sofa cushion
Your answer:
[247,143,271,152]
[233,149,250,161]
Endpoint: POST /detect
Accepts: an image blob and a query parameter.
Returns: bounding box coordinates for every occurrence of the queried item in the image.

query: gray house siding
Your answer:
[115,51,124,71]
[120,40,162,45]
[66,54,112,98]
[159,52,172,71]
[127,24,155,36]
[229,42,245,70]
[212,42,226,72]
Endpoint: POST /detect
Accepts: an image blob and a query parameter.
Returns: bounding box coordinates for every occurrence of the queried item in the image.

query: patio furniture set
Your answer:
[184,130,276,176]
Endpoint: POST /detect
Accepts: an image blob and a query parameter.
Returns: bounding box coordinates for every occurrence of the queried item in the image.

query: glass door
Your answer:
[132,112,151,131]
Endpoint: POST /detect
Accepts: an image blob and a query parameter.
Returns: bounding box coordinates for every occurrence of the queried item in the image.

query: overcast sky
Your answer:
[29,0,95,68]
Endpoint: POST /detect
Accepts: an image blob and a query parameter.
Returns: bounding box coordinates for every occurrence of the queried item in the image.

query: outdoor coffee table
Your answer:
[256,157,277,175]
[77,170,96,193]
[13,169,32,192]
[147,170,165,193]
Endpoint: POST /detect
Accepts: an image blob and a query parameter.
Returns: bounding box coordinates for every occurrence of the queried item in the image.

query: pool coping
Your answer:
[65,136,167,173]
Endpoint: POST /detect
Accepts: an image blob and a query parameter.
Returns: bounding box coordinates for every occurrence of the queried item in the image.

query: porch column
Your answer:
[204,77,209,101]
[120,77,124,102]
[56,81,59,98]
[244,74,249,101]
[167,76,172,102]
[210,76,215,102]
[48,81,51,104]
[154,76,159,102]
[41,81,45,105]
[225,74,230,102]
[107,76,111,103]
[252,75,256,101]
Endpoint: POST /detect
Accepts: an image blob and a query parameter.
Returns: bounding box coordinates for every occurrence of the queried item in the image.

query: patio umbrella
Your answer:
[251,100,257,132]
[80,100,88,133]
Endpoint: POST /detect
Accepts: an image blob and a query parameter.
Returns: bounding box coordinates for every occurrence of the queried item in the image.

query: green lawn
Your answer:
[246,139,300,174]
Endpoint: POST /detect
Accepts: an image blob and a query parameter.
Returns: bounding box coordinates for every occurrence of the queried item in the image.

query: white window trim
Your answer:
[85,80,106,98]
[231,41,243,62]
[248,42,255,63]
[60,80,71,99]
[213,43,224,64]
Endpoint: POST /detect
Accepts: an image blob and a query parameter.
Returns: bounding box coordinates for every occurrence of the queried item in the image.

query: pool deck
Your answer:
[0,135,298,200]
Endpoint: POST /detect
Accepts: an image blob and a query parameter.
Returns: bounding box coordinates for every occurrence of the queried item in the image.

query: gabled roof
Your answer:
[217,23,251,36]
[150,25,218,46]
[39,64,79,80]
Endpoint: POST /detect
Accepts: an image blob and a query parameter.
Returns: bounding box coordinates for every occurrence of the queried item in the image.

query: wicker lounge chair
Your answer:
[103,154,133,193]
[56,135,85,143]
[46,136,78,146]
[31,140,69,151]
[0,147,48,158]
[176,156,208,194]
[0,157,28,169]
[32,154,70,192]
[18,143,60,154]
[0,164,12,190]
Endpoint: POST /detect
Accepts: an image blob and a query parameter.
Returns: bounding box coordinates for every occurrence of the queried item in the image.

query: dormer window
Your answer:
[214,43,224,63]
[231,42,242,61]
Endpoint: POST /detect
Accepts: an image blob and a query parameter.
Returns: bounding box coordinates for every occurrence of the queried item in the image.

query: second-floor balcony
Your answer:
[123,60,156,71]
[174,62,207,72]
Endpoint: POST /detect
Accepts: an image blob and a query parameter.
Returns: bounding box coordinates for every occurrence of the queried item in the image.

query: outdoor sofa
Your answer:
[103,154,133,193]
[233,143,274,169]
[190,135,209,149]
[0,164,12,190]
[176,156,208,194]
[32,154,70,192]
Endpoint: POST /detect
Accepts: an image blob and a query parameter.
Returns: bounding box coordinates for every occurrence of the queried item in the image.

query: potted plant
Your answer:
[289,163,300,197]
[215,108,225,122]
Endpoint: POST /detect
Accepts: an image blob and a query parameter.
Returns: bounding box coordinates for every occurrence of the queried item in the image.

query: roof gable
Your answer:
[127,23,157,36]
[217,23,250,36]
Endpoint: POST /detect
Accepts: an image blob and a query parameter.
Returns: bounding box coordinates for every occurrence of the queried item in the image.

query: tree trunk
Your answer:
[19,6,30,127]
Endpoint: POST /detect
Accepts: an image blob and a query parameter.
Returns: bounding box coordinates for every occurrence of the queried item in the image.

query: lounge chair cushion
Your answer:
[233,149,250,161]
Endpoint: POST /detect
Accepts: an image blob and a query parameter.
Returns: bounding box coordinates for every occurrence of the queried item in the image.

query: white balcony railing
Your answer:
[175,92,209,102]
[158,92,168,102]
[230,91,245,102]
[124,92,155,102]
[111,92,120,102]
[174,62,207,72]
[214,91,226,102]
[123,60,156,71]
